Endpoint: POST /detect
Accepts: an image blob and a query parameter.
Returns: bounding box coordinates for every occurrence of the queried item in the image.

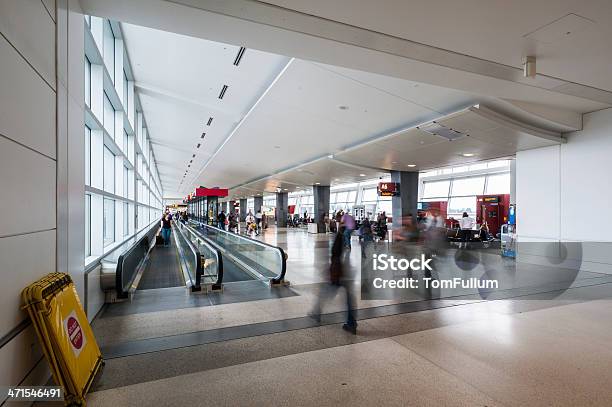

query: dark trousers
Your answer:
[313,279,357,327]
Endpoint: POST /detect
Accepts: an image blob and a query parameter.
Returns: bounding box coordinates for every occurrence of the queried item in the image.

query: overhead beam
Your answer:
[80,0,612,111]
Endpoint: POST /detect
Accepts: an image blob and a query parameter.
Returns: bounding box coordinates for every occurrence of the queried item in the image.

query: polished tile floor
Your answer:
[84,227,612,406]
[88,299,612,406]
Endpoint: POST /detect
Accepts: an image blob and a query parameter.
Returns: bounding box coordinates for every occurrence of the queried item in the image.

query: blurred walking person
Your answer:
[310,227,358,334]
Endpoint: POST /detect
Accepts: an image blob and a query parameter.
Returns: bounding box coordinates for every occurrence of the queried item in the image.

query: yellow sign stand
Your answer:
[22,272,103,406]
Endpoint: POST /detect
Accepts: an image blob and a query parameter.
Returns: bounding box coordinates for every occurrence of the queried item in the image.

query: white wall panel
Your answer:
[42,0,56,21]
[0,230,55,336]
[0,36,56,158]
[560,109,612,242]
[0,0,56,89]
[86,265,104,322]
[0,138,56,237]
[0,326,44,396]
[516,145,560,240]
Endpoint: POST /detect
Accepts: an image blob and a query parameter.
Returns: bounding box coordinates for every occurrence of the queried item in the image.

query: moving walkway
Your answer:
[99,218,286,302]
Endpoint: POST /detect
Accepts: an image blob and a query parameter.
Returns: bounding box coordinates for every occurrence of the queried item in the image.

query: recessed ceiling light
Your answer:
[296,186,300,189]
[284,188,288,191]
[407,164,416,167]
[391,161,397,164]
[315,182,321,185]
[359,174,366,177]
[338,105,349,110]
[461,153,475,157]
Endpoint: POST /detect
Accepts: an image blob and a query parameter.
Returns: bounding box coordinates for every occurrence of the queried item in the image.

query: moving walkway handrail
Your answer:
[176,220,223,290]
[114,222,160,298]
[191,221,287,284]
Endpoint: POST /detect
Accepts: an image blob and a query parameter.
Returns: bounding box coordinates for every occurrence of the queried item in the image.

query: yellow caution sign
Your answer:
[22,273,103,406]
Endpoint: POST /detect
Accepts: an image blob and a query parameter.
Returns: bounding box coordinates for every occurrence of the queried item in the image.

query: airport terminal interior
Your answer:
[2,1,612,406]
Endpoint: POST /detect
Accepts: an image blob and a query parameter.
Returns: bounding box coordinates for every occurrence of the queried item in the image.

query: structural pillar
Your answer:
[254,195,263,214]
[276,192,288,227]
[510,159,516,205]
[390,171,419,239]
[313,185,330,233]
[239,198,247,221]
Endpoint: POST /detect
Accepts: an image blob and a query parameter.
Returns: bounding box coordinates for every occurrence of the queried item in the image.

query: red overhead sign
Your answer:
[195,187,229,197]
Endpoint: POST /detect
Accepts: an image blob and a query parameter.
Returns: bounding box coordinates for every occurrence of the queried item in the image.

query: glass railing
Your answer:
[189,221,287,284]
[174,220,223,290]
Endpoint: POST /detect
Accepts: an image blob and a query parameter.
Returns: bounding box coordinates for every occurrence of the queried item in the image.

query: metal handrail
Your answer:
[113,222,160,298]
[176,220,223,290]
[191,221,287,284]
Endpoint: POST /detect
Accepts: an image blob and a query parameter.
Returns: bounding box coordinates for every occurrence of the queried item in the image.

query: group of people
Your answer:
[244,210,265,236]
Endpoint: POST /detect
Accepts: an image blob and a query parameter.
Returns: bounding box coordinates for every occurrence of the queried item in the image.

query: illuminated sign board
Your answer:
[378,182,400,197]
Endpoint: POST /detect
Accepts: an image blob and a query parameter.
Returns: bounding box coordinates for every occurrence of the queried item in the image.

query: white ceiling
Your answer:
[224,104,562,201]
[262,0,612,92]
[189,59,479,196]
[121,23,289,196]
[119,19,575,201]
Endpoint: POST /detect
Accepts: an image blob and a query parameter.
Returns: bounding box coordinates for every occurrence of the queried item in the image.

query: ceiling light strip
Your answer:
[188,58,295,192]
[218,84,229,99]
[233,47,246,66]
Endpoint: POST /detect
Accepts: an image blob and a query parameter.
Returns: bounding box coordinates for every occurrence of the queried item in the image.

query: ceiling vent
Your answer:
[207,117,213,126]
[218,85,228,99]
[418,122,466,141]
[233,47,246,66]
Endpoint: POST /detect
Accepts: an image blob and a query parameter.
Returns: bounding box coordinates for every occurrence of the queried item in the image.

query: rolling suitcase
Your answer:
[22,272,103,406]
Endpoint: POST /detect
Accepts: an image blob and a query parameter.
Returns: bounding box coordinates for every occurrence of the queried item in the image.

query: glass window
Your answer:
[103,146,115,193]
[423,180,450,198]
[123,202,129,236]
[123,166,129,197]
[103,93,114,139]
[377,200,392,216]
[485,173,510,195]
[362,188,378,202]
[103,20,115,82]
[123,70,128,110]
[329,192,337,203]
[448,196,476,217]
[421,170,438,178]
[336,191,348,202]
[469,163,488,171]
[451,176,485,196]
[452,166,469,174]
[85,194,91,256]
[85,126,91,185]
[488,160,510,169]
[85,57,91,107]
[347,190,357,203]
[103,198,115,246]
[123,130,129,156]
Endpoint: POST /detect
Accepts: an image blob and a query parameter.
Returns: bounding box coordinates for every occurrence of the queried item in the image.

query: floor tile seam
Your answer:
[93,337,397,394]
[97,299,480,351]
